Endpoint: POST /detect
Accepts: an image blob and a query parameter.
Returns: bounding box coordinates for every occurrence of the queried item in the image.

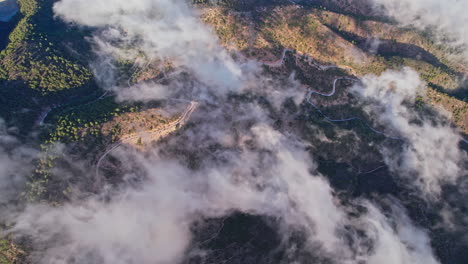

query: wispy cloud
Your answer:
[352,67,467,197]
[0,119,36,205]
[370,0,468,61]
[53,0,249,98]
[0,1,456,263]
[9,121,441,264]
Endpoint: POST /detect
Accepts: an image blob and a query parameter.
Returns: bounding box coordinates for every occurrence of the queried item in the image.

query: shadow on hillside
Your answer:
[328,27,455,74]
[0,13,20,50]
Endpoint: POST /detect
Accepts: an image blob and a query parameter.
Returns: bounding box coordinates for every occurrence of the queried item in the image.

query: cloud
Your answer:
[363,200,440,264]
[370,0,468,61]
[0,1,455,264]
[351,67,467,197]
[0,119,36,205]
[8,118,441,264]
[53,0,249,97]
[114,81,170,103]
[8,124,335,263]
[11,160,194,264]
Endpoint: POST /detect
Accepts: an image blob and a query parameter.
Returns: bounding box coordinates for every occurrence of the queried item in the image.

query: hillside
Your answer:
[0,1,467,264]
[202,4,468,133]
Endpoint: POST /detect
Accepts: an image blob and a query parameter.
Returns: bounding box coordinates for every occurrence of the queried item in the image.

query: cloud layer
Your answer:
[370,0,468,61]
[352,67,467,196]
[2,1,464,264]
[53,0,250,97]
[0,119,36,205]
[9,121,442,264]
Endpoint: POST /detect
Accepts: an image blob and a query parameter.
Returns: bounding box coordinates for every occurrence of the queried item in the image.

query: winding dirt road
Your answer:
[266,48,467,143]
[94,101,198,185]
[305,77,402,140]
[263,49,405,140]
[264,49,394,135]
[263,48,355,74]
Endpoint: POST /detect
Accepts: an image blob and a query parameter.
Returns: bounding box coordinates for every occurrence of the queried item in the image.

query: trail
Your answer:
[265,48,468,143]
[263,48,355,74]
[263,48,401,140]
[36,91,110,126]
[37,106,54,126]
[94,101,198,188]
[36,56,146,127]
[358,165,386,175]
[305,77,402,140]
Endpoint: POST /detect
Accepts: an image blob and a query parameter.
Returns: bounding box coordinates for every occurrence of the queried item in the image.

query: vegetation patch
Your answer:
[0,0,92,94]
[0,238,23,264]
[202,5,468,133]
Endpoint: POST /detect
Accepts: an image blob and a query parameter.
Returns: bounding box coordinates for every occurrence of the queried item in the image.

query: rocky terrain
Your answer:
[0,0,467,264]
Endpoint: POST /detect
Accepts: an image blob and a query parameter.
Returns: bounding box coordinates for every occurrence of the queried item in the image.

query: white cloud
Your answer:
[1,1,454,264]
[363,201,440,264]
[114,81,170,103]
[8,122,441,264]
[53,0,247,97]
[352,67,467,196]
[0,119,36,205]
[370,0,468,61]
